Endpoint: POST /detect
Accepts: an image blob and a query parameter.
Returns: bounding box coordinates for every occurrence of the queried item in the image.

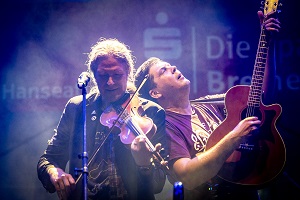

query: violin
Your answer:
[99,93,168,168]
[100,94,156,145]
[74,76,169,187]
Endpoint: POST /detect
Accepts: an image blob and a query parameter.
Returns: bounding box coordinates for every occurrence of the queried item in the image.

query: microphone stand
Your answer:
[75,72,90,200]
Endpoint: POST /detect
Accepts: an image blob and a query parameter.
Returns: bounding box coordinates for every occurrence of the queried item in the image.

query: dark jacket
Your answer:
[37,92,167,200]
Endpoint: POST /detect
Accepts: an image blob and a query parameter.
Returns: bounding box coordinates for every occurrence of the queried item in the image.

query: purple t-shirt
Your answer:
[166,103,224,164]
[165,101,260,200]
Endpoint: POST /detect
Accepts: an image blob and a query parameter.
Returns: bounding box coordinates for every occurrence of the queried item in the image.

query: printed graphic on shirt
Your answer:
[191,123,211,152]
[189,111,220,152]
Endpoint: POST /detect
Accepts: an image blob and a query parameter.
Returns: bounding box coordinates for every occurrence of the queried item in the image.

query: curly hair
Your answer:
[86,38,136,94]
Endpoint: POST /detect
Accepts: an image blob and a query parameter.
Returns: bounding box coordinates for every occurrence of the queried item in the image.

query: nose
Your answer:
[166,65,177,73]
[107,76,114,85]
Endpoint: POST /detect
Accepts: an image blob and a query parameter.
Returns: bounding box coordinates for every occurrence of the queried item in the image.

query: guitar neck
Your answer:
[248,27,269,107]
[248,0,280,107]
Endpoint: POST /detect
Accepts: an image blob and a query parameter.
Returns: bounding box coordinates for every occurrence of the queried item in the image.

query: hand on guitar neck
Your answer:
[205,0,285,187]
[257,9,281,104]
[258,10,281,34]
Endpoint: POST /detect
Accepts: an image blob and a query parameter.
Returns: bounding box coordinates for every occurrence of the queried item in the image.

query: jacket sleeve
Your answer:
[37,97,79,193]
[140,99,167,194]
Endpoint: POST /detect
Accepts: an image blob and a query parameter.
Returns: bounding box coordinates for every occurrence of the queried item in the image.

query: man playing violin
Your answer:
[37,38,167,200]
[134,11,281,200]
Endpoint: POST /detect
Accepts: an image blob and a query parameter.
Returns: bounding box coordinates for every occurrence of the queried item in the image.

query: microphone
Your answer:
[77,71,91,89]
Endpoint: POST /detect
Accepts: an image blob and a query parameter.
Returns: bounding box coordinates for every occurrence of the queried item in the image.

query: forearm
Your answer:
[173,133,240,190]
[37,130,71,192]
[37,157,57,193]
[261,11,280,104]
[263,41,277,104]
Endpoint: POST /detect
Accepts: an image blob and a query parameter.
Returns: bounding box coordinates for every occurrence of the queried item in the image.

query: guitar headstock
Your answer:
[261,0,282,15]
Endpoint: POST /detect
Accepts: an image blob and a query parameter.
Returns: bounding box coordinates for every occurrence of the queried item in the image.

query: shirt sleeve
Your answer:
[166,120,191,164]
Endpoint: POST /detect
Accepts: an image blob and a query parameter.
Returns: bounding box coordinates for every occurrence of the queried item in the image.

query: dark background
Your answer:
[0,0,299,199]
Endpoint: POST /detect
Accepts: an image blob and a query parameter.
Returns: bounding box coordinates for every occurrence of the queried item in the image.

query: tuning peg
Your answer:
[277,2,283,14]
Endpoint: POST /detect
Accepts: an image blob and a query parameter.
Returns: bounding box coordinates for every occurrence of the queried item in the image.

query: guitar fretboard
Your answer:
[248,28,269,112]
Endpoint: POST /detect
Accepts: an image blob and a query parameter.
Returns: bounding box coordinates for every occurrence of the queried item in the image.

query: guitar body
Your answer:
[205,85,286,186]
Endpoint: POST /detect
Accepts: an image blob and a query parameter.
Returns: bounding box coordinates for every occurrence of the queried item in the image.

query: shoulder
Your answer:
[65,92,99,111]
[67,95,82,105]
[191,93,225,107]
[137,97,165,119]
[191,93,225,104]
[191,93,226,116]
[138,97,164,112]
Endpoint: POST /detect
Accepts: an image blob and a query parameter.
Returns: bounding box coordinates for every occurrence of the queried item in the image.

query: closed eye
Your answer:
[159,67,166,76]
[112,74,124,80]
[98,73,124,79]
[98,74,109,80]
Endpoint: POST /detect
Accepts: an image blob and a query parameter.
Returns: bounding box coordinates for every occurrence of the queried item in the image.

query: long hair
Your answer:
[86,38,136,96]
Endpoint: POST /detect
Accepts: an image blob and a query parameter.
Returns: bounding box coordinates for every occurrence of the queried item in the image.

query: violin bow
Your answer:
[75,75,169,184]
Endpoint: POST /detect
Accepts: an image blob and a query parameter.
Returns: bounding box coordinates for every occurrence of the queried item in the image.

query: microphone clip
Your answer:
[77,72,90,89]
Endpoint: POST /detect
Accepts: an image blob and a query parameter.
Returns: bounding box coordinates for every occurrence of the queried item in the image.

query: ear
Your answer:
[149,89,162,99]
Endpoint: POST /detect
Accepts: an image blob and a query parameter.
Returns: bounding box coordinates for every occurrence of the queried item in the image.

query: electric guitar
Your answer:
[205,0,285,187]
